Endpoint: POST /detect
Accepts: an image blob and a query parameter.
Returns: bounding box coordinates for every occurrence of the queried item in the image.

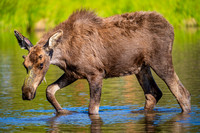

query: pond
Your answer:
[0,29,200,132]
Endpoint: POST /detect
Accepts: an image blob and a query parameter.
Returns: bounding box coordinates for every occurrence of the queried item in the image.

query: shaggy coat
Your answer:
[39,10,174,79]
[14,10,191,115]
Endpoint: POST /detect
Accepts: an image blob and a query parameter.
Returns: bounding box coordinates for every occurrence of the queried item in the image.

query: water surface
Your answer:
[0,29,200,132]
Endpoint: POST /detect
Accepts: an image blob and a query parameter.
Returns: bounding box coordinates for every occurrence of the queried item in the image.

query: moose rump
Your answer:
[14,10,191,115]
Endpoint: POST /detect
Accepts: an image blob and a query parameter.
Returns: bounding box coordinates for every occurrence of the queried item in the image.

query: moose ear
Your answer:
[14,30,33,51]
[43,30,63,52]
[48,30,63,49]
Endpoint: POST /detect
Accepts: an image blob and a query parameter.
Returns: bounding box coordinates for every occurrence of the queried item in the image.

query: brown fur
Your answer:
[38,10,173,78]
[15,9,191,115]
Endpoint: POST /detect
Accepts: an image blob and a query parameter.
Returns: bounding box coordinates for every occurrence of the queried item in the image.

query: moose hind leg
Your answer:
[136,65,163,111]
[150,58,191,113]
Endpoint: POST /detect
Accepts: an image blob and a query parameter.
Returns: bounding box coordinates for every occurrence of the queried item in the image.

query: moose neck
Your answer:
[50,44,69,72]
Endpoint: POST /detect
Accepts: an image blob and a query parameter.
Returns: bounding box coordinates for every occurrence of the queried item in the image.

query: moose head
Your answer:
[14,30,63,100]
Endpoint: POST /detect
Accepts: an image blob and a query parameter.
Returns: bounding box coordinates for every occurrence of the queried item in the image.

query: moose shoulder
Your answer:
[14,10,191,115]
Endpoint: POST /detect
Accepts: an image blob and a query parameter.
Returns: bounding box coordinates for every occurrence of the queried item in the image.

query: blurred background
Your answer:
[0,0,199,34]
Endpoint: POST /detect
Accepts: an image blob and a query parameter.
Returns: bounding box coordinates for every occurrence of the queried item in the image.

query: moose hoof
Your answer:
[57,109,71,115]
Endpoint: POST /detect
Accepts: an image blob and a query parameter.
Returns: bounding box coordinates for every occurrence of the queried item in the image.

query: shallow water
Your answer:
[0,29,200,132]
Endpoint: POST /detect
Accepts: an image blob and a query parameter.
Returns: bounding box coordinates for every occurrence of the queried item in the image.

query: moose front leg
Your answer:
[87,74,103,115]
[46,73,77,114]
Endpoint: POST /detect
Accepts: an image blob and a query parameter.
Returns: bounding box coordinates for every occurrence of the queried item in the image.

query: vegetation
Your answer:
[0,0,199,34]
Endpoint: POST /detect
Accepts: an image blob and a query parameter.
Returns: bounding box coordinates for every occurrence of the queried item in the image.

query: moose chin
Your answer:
[14,9,191,115]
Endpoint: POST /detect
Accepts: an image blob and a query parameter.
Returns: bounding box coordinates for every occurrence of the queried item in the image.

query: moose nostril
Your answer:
[22,94,26,100]
[22,92,32,100]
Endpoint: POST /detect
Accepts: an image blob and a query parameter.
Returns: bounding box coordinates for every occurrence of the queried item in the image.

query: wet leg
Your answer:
[46,73,77,114]
[136,65,163,111]
[87,73,103,115]
[151,61,191,113]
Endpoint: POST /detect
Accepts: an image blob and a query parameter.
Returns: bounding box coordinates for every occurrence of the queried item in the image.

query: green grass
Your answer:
[0,0,199,34]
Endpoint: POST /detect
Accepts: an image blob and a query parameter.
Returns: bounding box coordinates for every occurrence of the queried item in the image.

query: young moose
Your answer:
[14,10,191,115]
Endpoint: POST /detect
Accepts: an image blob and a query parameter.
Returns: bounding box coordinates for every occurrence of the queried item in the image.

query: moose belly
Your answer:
[104,51,144,78]
[105,65,142,78]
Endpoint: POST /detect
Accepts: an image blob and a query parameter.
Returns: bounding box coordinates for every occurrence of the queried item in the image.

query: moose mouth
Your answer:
[22,76,46,100]
[22,89,36,100]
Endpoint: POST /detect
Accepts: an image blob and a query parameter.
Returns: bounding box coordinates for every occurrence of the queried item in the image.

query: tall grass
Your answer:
[0,0,199,34]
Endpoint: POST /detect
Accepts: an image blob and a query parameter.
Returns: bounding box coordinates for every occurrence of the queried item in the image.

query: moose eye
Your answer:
[39,55,43,59]
[39,63,44,69]
[22,55,26,59]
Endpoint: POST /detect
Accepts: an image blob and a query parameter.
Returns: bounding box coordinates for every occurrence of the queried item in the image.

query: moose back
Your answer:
[14,10,191,115]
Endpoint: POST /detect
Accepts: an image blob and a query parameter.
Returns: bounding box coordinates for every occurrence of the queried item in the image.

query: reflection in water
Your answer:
[48,113,66,133]
[168,113,190,133]
[89,115,103,133]
[48,115,60,133]
[144,112,156,132]
[47,112,103,133]
[136,111,191,133]
[45,110,191,133]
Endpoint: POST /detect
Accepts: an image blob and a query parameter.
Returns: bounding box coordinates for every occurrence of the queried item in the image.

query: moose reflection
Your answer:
[46,111,190,133]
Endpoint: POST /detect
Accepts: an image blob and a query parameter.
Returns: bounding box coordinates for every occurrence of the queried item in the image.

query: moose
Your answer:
[14,9,191,115]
